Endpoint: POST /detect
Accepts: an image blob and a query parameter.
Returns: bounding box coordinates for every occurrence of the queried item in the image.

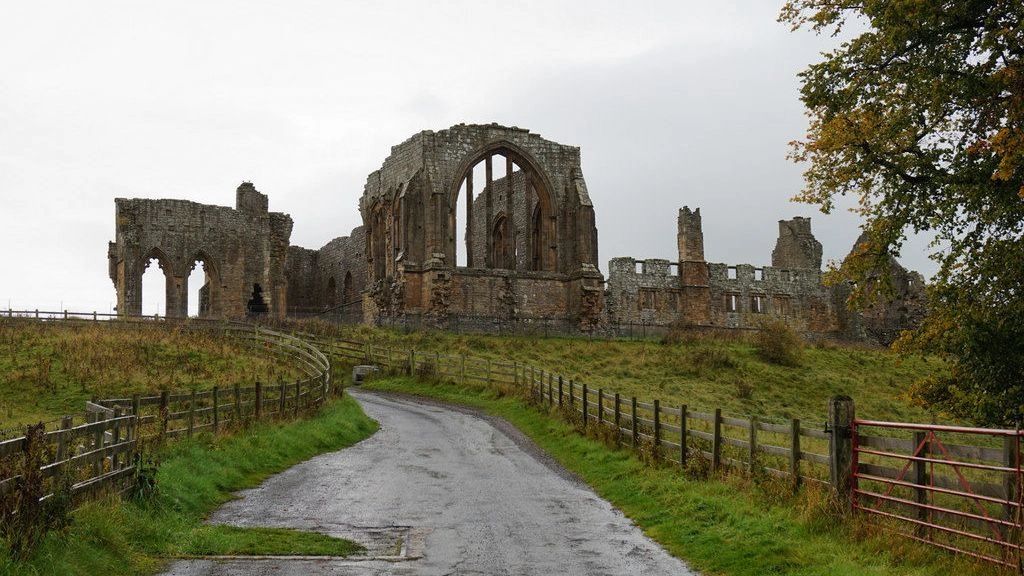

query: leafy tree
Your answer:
[780,1,1024,425]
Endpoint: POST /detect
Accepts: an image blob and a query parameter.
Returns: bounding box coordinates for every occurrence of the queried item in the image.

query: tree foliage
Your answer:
[780,1,1024,425]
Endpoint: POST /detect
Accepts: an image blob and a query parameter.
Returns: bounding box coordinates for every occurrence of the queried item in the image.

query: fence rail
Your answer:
[0,311,334,513]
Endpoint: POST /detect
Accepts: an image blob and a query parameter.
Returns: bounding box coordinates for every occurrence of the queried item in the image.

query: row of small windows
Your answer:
[725,267,801,282]
[637,290,790,316]
[724,293,791,315]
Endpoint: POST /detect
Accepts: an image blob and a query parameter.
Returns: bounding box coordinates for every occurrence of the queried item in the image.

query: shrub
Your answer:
[755,320,803,367]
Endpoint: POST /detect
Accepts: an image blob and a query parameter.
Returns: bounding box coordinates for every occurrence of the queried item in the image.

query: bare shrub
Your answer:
[755,320,804,367]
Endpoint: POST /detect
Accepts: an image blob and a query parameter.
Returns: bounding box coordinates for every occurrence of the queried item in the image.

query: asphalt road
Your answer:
[160,390,696,575]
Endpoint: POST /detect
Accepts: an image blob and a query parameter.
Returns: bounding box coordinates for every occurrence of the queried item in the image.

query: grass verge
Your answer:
[362,375,1001,576]
[0,394,378,576]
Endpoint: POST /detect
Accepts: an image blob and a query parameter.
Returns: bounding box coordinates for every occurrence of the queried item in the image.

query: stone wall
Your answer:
[108,182,292,319]
[605,207,923,342]
[358,123,604,331]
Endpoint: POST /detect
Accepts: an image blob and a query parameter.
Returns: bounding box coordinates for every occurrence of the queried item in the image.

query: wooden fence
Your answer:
[305,338,835,486]
[0,311,333,511]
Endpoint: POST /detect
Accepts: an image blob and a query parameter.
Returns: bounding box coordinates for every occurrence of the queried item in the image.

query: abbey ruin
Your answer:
[108,123,924,343]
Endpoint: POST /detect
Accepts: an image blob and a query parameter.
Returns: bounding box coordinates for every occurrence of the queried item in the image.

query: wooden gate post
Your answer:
[828,396,855,507]
[913,430,929,537]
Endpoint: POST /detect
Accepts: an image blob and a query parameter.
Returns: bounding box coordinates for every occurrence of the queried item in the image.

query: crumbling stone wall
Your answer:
[605,207,923,341]
[358,123,603,330]
[108,183,292,319]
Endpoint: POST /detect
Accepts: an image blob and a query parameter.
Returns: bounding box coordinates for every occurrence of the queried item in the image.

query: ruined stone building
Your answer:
[605,208,925,343]
[108,123,923,342]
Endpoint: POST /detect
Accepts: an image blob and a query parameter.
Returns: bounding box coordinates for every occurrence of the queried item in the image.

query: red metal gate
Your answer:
[853,419,1024,568]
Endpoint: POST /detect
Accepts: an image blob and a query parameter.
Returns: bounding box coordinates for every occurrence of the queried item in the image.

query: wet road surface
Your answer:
[160,390,697,575]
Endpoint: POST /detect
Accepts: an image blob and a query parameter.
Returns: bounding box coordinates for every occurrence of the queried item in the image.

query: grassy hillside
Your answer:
[0,320,298,428]
[320,323,944,424]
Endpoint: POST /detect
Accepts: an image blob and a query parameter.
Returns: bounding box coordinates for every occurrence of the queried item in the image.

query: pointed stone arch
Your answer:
[446,140,557,272]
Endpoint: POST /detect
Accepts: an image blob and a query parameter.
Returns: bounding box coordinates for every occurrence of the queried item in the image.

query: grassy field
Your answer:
[0,320,300,428]
[0,394,379,576]
[362,375,1000,576]
[314,322,946,425]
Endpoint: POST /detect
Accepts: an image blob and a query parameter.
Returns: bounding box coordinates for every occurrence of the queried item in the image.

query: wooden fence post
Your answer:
[187,390,196,438]
[631,397,638,447]
[653,399,661,461]
[233,383,242,424]
[132,393,140,421]
[748,416,758,474]
[913,430,928,536]
[294,380,300,418]
[712,408,722,473]
[680,404,687,469]
[514,362,519,387]
[558,376,563,407]
[598,389,604,423]
[92,412,103,477]
[255,381,263,421]
[1004,436,1018,521]
[112,407,122,469]
[160,390,169,440]
[486,360,491,386]
[569,381,575,411]
[212,386,220,433]
[791,419,801,489]
[56,416,73,462]
[614,393,621,447]
[582,383,588,428]
[547,373,553,405]
[408,349,415,376]
[828,396,855,507]
[279,381,286,417]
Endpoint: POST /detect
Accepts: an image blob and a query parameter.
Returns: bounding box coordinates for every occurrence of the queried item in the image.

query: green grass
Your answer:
[0,394,379,576]
[305,322,946,425]
[0,320,300,427]
[362,375,1001,576]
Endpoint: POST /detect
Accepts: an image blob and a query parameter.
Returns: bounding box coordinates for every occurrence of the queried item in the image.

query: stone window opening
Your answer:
[669,263,679,276]
[725,293,738,312]
[491,214,509,269]
[639,289,656,310]
[141,254,169,316]
[342,271,354,304]
[187,255,217,318]
[247,283,268,316]
[326,276,337,309]
[754,268,764,281]
[727,266,737,280]
[450,147,555,272]
[635,260,644,274]
[775,295,791,316]
[751,294,765,313]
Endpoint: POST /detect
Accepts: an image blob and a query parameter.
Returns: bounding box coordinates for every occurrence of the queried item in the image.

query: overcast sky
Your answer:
[0,1,937,314]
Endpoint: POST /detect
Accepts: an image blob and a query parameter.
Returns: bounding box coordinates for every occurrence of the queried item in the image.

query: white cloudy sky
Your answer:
[0,1,936,314]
